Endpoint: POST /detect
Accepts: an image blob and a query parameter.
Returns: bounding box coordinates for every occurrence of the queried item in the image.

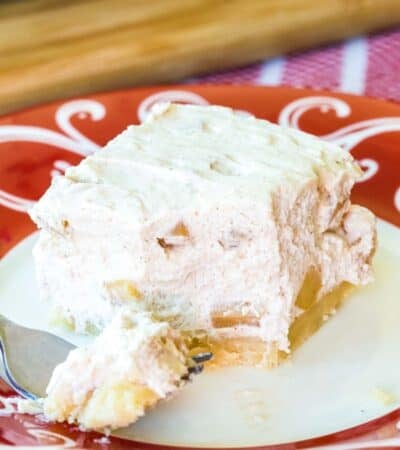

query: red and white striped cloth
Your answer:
[191,28,400,102]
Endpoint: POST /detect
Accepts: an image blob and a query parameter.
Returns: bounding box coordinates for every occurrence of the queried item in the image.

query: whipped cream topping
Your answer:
[33,104,360,229]
[30,103,376,352]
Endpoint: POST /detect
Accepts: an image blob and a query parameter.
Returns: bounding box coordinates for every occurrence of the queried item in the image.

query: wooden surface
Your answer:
[1,0,400,115]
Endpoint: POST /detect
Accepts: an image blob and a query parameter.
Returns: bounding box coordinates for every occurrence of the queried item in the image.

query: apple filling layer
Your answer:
[199,282,353,368]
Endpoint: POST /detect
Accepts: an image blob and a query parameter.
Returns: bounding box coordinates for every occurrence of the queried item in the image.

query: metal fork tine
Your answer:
[182,363,204,381]
[188,364,204,375]
[192,352,213,363]
[181,352,212,381]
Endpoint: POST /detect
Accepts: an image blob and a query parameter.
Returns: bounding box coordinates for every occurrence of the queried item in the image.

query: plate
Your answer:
[0,85,399,449]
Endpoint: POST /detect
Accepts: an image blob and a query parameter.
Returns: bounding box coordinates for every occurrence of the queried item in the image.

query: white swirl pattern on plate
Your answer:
[279,95,400,182]
[395,187,400,212]
[0,100,102,213]
[137,90,209,122]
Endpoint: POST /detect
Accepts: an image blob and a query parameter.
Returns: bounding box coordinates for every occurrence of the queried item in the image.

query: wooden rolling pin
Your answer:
[1,0,400,114]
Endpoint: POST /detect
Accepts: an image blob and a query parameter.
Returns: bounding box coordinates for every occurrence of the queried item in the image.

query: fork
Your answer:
[0,314,212,400]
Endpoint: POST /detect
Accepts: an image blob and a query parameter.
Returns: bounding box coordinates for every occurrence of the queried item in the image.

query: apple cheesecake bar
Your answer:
[30,103,376,367]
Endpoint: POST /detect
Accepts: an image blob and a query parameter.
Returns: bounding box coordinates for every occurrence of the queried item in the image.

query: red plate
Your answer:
[0,86,399,449]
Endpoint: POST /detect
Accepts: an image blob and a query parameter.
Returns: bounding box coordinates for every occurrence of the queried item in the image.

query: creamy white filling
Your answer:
[29,103,376,352]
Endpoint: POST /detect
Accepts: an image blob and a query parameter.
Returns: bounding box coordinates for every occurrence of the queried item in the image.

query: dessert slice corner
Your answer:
[21,310,205,432]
